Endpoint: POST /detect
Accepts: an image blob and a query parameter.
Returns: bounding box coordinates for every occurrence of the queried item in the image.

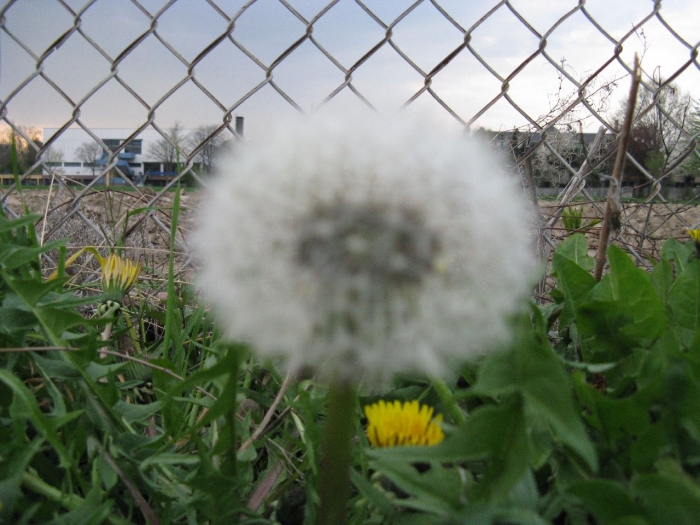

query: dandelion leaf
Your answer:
[668,258,700,350]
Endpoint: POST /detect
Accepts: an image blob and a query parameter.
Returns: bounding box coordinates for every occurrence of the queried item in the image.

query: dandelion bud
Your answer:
[100,253,140,303]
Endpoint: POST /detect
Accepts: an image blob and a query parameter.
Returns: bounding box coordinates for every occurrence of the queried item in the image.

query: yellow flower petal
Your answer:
[101,253,141,301]
[364,399,444,448]
[688,228,700,244]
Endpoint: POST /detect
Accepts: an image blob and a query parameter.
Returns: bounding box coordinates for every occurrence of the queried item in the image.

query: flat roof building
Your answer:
[41,127,197,184]
[40,118,244,186]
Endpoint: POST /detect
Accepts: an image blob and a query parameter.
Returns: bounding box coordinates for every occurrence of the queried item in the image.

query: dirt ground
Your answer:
[1,186,199,288]
[539,199,700,260]
[3,187,699,283]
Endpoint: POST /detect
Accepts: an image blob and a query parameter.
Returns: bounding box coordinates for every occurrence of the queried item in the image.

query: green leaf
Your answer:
[665,356,700,442]
[0,213,41,234]
[605,244,668,341]
[473,330,598,471]
[572,373,650,447]
[576,300,637,360]
[372,396,529,501]
[0,439,43,520]
[3,278,60,306]
[0,369,73,468]
[0,302,38,337]
[668,258,700,349]
[52,486,114,525]
[30,352,82,381]
[552,252,596,329]
[568,479,644,525]
[660,237,693,275]
[369,460,467,514]
[632,473,700,525]
[351,469,398,520]
[0,239,65,270]
[113,399,165,423]
[555,234,594,270]
[650,258,673,306]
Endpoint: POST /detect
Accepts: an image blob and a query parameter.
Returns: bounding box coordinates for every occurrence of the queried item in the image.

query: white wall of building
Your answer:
[41,128,192,180]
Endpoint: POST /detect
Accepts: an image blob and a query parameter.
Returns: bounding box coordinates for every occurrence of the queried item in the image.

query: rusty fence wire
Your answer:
[0,0,699,297]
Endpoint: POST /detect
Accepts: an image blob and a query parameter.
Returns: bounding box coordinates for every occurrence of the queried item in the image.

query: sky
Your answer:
[0,0,698,143]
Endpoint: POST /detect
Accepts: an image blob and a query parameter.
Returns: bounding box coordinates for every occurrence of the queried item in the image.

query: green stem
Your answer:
[432,377,465,425]
[163,185,181,361]
[316,380,357,525]
[21,471,131,525]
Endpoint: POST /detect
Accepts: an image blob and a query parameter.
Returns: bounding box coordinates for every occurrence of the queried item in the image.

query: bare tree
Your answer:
[612,78,694,185]
[186,124,228,174]
[148,122,189,173]
[75,141,104,176]
[681,102,700,181]
[532,130,579,187]
[41,146,65,175]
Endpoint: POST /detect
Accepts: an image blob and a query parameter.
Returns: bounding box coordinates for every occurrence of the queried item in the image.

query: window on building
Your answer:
[128,162,143,167]
[102,139,121,152]
[101,138,142,155]
[124,140,142,155]
[45,162,62,167]
[64,162,81,167]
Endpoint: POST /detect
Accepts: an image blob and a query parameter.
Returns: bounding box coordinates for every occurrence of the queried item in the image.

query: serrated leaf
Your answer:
[572,373,650,446]
[472,331,598,471]
[369,460,467,513]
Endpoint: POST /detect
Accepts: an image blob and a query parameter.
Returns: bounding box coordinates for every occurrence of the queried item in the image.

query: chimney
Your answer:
[235,116,244,137]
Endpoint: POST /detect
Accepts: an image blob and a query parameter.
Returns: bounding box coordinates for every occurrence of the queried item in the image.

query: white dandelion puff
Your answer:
[192,115,535,383]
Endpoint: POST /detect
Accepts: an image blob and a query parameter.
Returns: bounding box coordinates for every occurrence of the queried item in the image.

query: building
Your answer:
[42,128,175,184]
[41,118,243,185]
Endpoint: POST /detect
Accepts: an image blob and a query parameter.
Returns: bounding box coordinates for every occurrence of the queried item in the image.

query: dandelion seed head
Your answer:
[193,115,535,383]
[297,202,439,286]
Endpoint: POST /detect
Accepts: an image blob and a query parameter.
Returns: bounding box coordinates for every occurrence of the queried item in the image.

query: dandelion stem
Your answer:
[21,471,131,525]
[238,370,294,453]
[99,321,113,359]
[432,377,465,425]
[317,379,357,525]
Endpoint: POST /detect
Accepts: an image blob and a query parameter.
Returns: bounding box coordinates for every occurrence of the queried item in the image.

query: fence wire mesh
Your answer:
[0,0,698,298]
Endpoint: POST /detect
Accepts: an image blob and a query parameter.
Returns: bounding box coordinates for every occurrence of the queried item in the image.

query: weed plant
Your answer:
[2,194,700,524]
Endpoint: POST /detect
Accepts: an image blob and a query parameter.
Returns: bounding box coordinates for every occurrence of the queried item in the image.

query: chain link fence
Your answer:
[0,0,698,296]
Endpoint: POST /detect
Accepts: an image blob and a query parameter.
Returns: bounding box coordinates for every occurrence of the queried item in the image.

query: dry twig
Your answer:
[594,57,642,281]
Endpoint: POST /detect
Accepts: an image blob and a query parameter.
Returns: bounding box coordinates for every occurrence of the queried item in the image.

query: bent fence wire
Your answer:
[0,0,699,298]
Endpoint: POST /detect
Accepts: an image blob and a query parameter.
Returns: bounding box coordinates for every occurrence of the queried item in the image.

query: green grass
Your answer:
[3,201,700,524]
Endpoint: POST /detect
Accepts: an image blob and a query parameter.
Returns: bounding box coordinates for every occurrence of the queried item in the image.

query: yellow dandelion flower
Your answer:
[688,228,700,244]
[101,253,141,302]
[364,400,444,448]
